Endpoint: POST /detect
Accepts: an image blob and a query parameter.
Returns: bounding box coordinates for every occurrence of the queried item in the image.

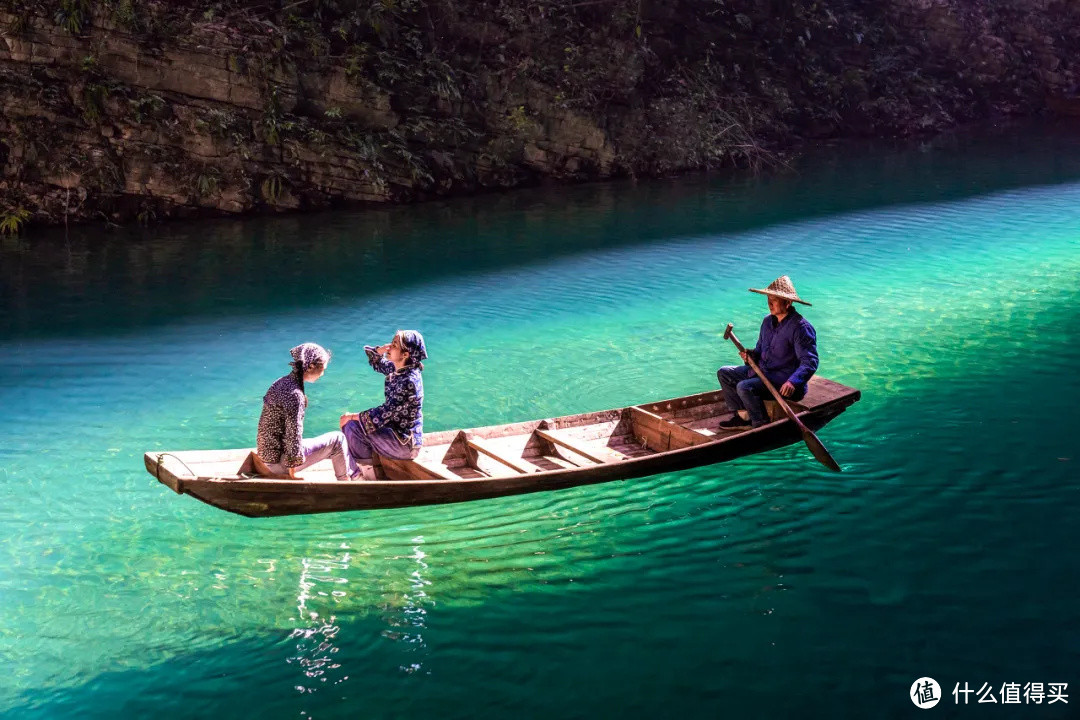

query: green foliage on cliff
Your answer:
[0,206,31,236]
[1,0,1077,228]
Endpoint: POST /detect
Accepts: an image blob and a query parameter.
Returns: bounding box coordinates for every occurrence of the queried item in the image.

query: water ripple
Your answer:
[4,125,1080,717]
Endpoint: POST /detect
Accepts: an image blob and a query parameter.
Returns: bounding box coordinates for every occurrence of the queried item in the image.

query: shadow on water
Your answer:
[3,119,1080,342]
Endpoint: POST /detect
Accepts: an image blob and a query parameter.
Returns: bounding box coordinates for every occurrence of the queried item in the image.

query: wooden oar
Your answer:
[723,323,842,472]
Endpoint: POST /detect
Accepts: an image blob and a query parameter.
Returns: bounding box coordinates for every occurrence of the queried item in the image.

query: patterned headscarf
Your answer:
[290,342,331,372]
[397,330,427,367]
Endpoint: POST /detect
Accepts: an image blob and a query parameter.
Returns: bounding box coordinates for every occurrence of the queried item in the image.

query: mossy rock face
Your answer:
[1,0,1078,229]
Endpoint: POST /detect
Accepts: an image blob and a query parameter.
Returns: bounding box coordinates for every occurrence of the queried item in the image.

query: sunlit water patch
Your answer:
[1,123,1078,718]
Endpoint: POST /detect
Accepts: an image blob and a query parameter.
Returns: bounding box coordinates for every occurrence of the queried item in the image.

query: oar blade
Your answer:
[802,428,842,472]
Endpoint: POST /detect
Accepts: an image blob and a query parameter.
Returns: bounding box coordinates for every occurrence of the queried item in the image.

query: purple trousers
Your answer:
[342,419,420,464]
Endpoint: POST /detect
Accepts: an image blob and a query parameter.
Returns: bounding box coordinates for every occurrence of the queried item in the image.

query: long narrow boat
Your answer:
[144,376,860,517]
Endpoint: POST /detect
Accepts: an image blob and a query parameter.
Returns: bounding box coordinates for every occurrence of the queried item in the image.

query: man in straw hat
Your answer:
[717,275,819,429]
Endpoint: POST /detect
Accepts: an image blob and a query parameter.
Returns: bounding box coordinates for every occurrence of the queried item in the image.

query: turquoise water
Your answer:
[2,124,1079,717]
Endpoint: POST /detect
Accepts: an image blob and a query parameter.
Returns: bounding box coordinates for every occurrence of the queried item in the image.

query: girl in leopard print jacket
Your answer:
[257,343,359,481]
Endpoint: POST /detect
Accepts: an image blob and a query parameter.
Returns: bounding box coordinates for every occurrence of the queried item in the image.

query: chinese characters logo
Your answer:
[911,677,941,709]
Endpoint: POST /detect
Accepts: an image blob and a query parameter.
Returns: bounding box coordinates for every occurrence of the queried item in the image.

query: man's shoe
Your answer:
[718,415,751,430]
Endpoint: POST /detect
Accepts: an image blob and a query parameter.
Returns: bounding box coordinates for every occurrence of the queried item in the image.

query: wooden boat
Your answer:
[144,376,860,517]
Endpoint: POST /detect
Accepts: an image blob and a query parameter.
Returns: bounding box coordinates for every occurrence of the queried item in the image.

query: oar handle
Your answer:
[723,323,804,429]
[722,323,842,472]
[723,323,749,354]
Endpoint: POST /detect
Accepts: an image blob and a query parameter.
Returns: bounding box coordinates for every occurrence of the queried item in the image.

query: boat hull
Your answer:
[144,378,860,517]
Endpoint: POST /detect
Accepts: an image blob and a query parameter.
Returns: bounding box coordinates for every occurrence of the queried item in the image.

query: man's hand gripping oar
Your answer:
[723,323,842,472]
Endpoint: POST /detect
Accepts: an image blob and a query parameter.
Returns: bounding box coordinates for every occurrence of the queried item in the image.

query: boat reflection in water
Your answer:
[287,545,352,694]
[284,534,435,697]
[380,536,433,675]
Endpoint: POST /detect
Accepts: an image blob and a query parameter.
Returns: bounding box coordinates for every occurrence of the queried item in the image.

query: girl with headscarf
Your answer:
[340,330,427,472]
[257,342,360,481]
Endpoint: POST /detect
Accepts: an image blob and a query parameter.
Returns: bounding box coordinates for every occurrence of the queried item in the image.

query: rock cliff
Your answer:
[1,0,1077,229]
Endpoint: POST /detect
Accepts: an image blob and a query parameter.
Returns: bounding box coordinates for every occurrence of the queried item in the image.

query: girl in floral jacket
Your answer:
[340,330,426,472]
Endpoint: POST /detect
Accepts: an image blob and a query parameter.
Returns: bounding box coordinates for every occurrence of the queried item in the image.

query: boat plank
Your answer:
[629,406,714,451]
[659,401,729,422]
[463,435,536,476]
[379,456,456,480]
[800,376,855,406]
[550,418,628,443]
[528,454,580,471]
[158,448,251,464]
[599,438,653,459]
[534,428,614,464]
[546,409,625,431]
[637,391,727,416]
[448,464,488,479]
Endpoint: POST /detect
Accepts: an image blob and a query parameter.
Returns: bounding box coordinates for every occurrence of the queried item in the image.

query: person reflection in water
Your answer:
[256,342,359,481]
[340,330,427,479]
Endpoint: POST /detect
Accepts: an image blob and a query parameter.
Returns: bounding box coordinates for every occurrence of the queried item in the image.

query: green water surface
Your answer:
[1,123,1078,718]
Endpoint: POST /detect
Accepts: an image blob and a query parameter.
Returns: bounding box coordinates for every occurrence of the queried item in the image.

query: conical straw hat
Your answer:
[748,275,812,306]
